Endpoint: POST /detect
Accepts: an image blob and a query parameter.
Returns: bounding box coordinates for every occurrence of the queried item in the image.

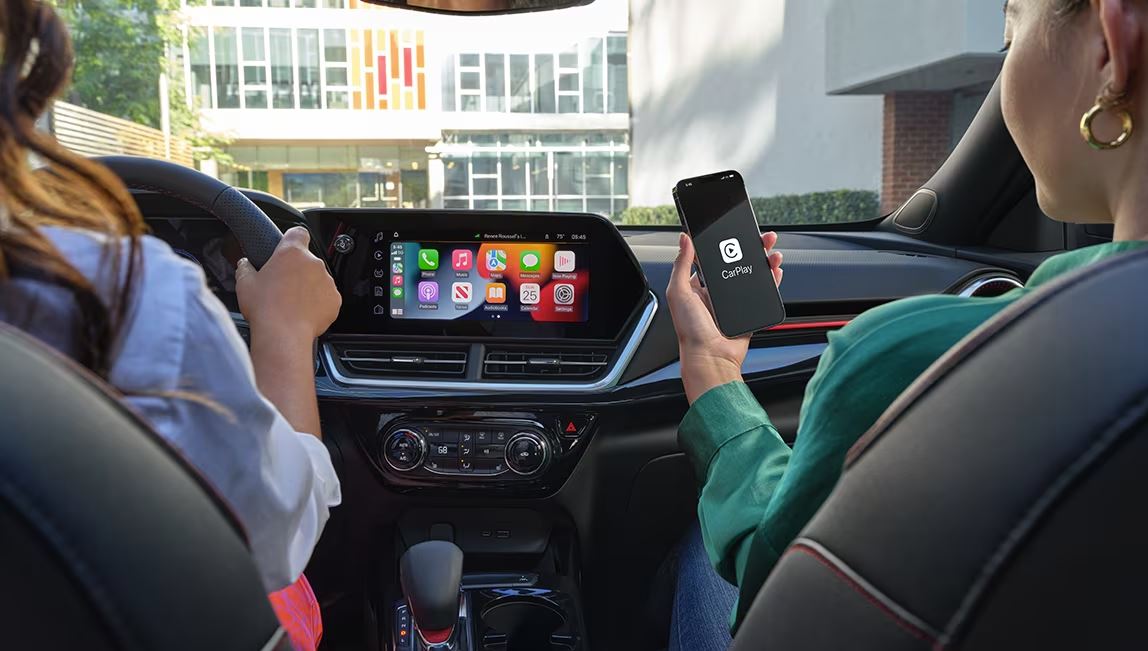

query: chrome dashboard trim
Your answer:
[957,275,1023,298]
[321,292,658,394]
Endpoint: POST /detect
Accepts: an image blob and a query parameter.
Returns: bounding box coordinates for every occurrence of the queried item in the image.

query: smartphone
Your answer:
[673,170,786,338]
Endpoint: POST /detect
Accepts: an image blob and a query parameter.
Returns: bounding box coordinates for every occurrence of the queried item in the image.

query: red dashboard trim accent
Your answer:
[766,320,852,332]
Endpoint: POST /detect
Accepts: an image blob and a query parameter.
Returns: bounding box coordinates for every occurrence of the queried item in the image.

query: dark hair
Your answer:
[0,0,146,377]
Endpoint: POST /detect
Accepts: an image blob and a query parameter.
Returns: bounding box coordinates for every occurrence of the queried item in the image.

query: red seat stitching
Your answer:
[787,543,941,648]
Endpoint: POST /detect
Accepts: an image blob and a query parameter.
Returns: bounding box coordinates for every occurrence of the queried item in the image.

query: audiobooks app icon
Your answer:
[486,283,507,304]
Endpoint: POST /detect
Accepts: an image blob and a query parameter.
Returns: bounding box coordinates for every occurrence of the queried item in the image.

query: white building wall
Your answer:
[826,0,1005,95]
[628,0,883,207]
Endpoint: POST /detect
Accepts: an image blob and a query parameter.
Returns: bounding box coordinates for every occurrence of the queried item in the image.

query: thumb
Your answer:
[669,232,696,295]
[235,257,255,286]
[280,226,311,250]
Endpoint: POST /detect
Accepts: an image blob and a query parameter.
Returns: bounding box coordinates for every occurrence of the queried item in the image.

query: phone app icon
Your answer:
[391,287,404,299]
[418,248,440,271]
[520,283,541,305]
[486,283,507,304]
[553,283,575,306]
[554,250,576,273]
[391,261,403,274]
[486,249,507,272]
[452,282,473,304]
[719,238,743,264]
[417,281,439,303]
[452,249,472,271]
[392,274,403,287]
[519,250,541,272]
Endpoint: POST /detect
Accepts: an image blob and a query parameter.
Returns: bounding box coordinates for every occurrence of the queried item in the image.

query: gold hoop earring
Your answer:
[1080,102,1134,150]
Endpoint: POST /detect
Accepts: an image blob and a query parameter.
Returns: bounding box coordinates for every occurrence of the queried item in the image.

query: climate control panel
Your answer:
[371,413,592,490]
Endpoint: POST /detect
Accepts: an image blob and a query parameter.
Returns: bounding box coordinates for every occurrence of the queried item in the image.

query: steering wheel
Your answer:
[96,156,283,269]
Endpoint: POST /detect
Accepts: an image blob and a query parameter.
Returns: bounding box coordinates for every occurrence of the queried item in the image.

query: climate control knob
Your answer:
[383,429,425,472]
[505,432,549,476]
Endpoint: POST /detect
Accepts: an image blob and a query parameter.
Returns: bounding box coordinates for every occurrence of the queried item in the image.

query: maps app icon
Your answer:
[486,249,507,272]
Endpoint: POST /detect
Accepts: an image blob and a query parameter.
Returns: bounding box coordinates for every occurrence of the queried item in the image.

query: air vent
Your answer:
[332,344,468,378]
[958,275,1023,298]
[483,348,612,381]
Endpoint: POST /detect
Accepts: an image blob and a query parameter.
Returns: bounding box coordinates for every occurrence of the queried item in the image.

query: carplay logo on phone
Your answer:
[719,238,743,264]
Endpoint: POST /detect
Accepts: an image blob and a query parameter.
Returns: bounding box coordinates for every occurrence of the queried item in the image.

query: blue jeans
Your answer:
[668,524,738,651]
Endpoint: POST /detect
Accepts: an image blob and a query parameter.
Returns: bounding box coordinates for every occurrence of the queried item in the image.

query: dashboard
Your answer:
[132,189,1027,647]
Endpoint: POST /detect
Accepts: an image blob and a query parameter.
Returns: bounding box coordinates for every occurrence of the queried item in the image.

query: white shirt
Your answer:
[0,228,341,592]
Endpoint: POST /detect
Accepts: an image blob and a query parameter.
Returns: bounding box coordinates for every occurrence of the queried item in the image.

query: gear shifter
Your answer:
[400,541,464,648]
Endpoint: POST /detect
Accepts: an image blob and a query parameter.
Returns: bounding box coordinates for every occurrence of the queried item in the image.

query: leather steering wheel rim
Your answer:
[96,156,283,269]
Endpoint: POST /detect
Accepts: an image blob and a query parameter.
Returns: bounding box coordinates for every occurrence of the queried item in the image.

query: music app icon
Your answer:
[452,249,472,271]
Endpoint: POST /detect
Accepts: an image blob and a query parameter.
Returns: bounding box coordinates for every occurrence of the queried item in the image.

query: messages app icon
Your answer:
[418,248,440,271]
[520,250,541,272]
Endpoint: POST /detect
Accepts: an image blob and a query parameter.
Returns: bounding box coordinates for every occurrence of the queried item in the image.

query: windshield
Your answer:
[54,0,1005,227]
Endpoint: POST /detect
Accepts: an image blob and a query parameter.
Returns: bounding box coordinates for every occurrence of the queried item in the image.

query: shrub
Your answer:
[616,190,879,227]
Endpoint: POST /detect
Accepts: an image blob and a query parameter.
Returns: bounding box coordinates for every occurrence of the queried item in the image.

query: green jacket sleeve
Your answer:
[677,381,792,587]
[678,295,1014,632]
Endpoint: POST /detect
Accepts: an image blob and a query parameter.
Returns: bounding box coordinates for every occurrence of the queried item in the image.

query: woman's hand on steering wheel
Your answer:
[236,226,342,344]
[668,231,784,404]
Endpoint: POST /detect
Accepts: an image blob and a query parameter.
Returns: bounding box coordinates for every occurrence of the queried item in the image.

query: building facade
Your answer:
[181,0,630,214]
[627,0,1006,214]
[182,0,1006,218]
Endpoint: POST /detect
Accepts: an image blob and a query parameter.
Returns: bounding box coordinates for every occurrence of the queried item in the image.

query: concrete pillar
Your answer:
[428,156,445,209]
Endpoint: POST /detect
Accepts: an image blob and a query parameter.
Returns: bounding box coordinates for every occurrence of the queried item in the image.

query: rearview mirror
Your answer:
[361,0,593,14]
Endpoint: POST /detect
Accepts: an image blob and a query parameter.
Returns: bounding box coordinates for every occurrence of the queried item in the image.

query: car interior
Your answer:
[2,0,1146,649]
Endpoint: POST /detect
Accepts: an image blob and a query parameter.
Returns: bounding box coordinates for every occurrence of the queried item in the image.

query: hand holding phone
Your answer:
[668,230,784,403]
[672,171,786,337]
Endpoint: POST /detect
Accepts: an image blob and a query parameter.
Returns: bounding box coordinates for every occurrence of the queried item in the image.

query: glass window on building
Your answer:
[534,54,555,113]
[212,28,240,109]
[437,132,629,217]
[297,29,321,109]
[485,55,506,112]
[241,27,268,108]
[440,35,627,115]
[607,34,628,114]
[269,28,295,109]
[509,55,531,113]
[189,28,211,108]
[582,38,604,114]
[227,145,431,210]
[323,27,349,105]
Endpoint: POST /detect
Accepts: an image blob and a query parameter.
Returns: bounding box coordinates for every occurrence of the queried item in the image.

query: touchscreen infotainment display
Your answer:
[378,240,589,323]
[316,209,648,340]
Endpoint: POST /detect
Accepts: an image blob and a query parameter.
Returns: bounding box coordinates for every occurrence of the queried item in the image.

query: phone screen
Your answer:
[674,171,785,337]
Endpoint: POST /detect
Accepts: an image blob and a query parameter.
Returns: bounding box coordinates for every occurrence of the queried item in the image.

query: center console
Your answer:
[313,210,652,494]
[312,211,646,650]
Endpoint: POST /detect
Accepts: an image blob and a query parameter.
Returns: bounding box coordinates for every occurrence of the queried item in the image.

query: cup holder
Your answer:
[480,596,567,651]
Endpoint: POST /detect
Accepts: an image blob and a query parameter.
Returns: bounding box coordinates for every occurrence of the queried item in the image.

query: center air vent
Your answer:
[483,348,612,381]
[333,344,468,378]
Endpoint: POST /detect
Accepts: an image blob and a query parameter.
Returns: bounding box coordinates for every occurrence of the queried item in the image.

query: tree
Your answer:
[55,0,229,161]
[57,0,175,128]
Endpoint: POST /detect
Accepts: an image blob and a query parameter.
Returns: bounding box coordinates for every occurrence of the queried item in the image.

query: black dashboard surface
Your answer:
[135,195,1010,397]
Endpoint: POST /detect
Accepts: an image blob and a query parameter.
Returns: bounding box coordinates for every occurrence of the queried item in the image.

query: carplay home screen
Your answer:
[377,241,590,323]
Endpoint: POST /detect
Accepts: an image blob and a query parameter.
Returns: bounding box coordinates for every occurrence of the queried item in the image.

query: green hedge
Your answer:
[616,190,879,227]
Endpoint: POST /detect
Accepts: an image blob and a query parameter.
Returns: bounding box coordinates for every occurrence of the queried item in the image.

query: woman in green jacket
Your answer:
[666,1,1148,649]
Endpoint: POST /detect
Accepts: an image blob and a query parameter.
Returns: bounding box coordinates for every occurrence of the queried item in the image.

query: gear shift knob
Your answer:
[400,541,464,646]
